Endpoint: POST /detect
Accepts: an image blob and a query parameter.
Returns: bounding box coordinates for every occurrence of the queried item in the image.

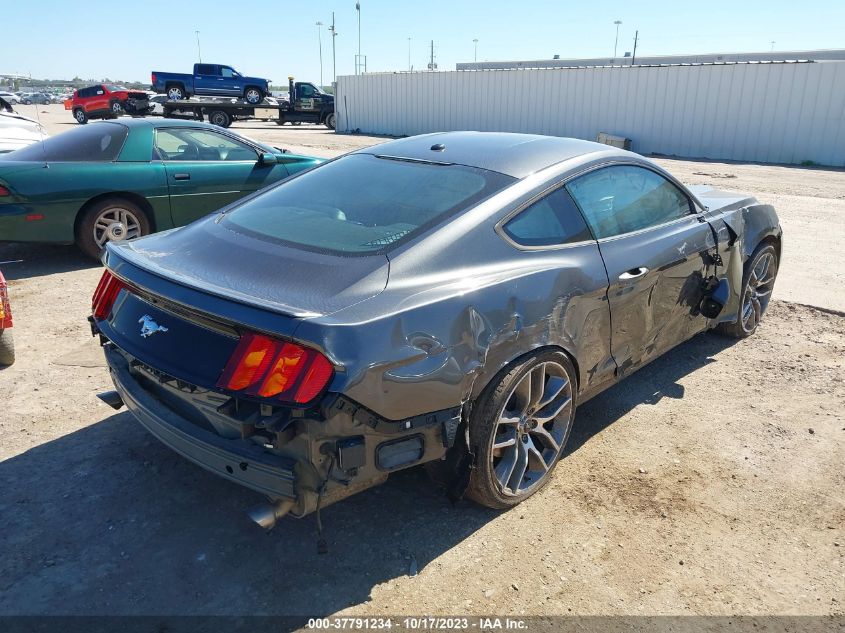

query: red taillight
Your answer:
[0,185,10,197]
[217,333,334,405]
[91,270,127,320]
[151,73,156,84]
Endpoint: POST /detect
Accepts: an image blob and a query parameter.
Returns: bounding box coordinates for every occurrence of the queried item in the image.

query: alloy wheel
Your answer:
[93,207,142,248]
[741,251,776,333]
[245,89,261,104]
[491,360,574,496]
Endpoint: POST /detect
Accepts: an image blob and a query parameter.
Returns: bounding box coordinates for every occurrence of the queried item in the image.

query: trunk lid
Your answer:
[109,214,389,319]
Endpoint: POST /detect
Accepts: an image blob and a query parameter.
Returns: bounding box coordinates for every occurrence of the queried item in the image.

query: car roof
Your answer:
[113,117,226,130]
[355,131,623,179]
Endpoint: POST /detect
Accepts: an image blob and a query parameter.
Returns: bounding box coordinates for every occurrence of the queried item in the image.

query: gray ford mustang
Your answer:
[91,132,781,527]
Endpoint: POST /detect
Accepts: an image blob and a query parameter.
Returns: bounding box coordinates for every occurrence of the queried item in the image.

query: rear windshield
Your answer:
[221,153,514,254]
[1,122,128,162]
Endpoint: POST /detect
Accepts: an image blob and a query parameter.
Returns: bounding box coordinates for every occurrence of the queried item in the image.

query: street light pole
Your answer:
[613,20,622,58]
[195,30,202,63]
[329,12,337,84]
[356,2,361,75]
[473,38,478,62]
[316,21,323,88]
[408,37,411,71]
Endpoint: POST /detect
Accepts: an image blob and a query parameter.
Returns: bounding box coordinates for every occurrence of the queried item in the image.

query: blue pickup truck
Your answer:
[151,64,270,104]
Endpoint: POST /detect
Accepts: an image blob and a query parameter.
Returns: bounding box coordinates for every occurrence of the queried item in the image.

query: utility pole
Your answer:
[770,40,776,51]
[329,12,337,84]
[408,37,412,71]
[631,30,639,65]
[473,38,478,62]
[316,22,323,88]
[613,20,622,58]
[195,30,202,63]
[430,40,435,71]
[356,2,361,75]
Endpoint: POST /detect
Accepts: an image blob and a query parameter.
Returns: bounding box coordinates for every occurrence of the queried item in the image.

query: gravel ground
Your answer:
[0,105,842,618]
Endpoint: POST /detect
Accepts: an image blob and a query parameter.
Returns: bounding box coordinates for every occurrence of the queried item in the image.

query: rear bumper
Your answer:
[105,346,297,500]
[0,204,74,244]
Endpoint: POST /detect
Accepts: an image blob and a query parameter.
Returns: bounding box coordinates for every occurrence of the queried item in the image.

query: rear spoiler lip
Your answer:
[105,244,321,319]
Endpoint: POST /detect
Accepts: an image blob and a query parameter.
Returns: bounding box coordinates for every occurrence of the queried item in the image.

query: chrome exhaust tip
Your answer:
[247,498,295,530]
[96,390,124,410]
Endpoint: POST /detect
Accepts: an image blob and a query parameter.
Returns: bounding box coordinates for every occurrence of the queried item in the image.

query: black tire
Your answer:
[109,100,123,116]
[207,109,232,128]
[73,108,88,124]
[23,99,31,105]
[718,242,779,339]
[166,84,185,100]
[0,329,14,367]
[244,87,263,105]
[465,349,577,510]
[324,112,336,130]
[275,116,285,126]
[75,197,151,260]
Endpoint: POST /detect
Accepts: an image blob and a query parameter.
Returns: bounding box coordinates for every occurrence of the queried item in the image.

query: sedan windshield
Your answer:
[222,153,514,254]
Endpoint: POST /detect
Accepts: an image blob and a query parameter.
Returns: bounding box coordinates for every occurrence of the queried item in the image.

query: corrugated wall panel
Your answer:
[336,63,845,165]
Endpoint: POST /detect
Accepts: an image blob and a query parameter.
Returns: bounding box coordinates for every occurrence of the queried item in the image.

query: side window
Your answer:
[502,187,593,247]
[195,64,215,75]
[154,128,257,162]
[566,165,693,239]
[220,67,234,78]
[299,84,315,98]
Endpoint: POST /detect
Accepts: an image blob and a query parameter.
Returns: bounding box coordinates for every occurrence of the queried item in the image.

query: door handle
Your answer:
[619,267,649,281]
[173,173,191,181]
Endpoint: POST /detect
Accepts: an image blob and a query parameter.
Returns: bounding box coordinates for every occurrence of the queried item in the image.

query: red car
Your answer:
[0,270,13,367]
[64,84,150,124]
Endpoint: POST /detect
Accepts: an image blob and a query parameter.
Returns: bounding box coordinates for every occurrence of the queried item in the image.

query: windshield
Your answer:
[222,153,514,255]
[104,84,129,92]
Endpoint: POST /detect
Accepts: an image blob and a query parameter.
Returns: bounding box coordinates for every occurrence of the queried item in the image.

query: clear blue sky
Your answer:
[4,0,844,84]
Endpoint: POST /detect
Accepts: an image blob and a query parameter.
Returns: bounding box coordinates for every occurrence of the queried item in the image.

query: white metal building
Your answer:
[455,48,845,70]
[335,60,845,166]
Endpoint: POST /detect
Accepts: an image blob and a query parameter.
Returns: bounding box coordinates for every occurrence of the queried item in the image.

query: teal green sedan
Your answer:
[0,118,322,258]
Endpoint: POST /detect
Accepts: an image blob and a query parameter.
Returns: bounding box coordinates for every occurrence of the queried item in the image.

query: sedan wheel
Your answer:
[76,198,150,260]
[93,207,142,248]
[467,351,576,509]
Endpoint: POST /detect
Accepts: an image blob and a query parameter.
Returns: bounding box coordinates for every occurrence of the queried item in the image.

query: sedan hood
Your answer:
[110,215,389,318]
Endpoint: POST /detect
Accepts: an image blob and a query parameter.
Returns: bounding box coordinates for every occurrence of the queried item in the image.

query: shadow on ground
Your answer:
[0,243,99,280]
[0,331,734,618]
